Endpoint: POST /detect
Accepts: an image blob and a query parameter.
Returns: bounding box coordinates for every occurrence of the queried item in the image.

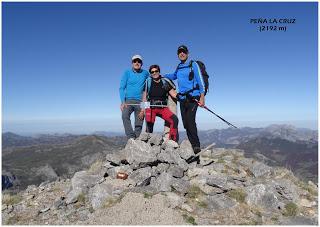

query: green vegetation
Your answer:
[299,182,318,196]
[186,185,205,199]
[77,193,86,204]
[103,195,124,208]
[271,216,279,222]
[2,193,22,205]
[182,214,197,225]
[143,192,153,199]
[88,160,103,174]
[5,215,20,225]
[89,206,95,213]
[283,202,298,217]
[227,189,247,203]
[239,219,260,225]
[197,200,208,208]
[216,158,225,164]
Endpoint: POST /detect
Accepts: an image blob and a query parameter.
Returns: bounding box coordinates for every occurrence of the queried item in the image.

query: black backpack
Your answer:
[188,60,210,95]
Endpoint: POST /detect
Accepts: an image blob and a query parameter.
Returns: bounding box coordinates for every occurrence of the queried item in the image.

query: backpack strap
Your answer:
[161,77,176,90]
[145,77,152,100]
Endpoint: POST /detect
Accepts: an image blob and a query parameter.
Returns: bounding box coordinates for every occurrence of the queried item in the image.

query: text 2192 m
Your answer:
[259,25,287,32]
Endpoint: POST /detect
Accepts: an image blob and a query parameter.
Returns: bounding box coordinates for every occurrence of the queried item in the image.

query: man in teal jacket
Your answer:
[119,55,149,140]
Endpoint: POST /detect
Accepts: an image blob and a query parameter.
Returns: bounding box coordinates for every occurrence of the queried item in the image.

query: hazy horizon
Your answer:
[2,119,318,136]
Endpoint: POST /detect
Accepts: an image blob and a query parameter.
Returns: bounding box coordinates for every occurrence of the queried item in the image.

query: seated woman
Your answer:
[142,64,179,142]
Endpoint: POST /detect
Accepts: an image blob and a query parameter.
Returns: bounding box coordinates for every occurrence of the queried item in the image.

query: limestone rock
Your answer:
[161,139,179,150]
[148,134,163,146]
[88,183,113,209]
[206,194,237,211]
[245,184,280,211]
[124,139,159,165]
[129,167,153,186]
[249,162,272,178]
[206,174,228,190]
[167,165,184,178]
[151,172,175,192]
[138,132,151,142]
[177,139,194,160]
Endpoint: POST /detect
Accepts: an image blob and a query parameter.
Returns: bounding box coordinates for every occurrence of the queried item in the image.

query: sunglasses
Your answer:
[150,70,159,74]
[132,59,142,64]
[177,49,188,55]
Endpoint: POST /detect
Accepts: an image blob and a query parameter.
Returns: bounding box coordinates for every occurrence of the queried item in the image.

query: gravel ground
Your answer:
[83,192,188,225]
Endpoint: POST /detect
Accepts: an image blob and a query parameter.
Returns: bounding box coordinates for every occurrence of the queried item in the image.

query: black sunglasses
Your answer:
[150,70,159,74]
[132,59,142,64]
[177,49,188,55]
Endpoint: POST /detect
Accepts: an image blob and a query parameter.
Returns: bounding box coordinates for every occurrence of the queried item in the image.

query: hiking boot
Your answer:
[193,146,201,155]
[186,155,200,164]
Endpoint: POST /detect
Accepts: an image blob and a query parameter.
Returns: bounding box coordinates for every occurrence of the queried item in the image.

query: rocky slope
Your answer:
[2,133,318,225]
[2,135,123,190]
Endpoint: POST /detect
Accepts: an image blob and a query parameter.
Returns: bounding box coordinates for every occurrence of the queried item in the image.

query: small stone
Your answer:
[206,194,236,211]
[148,134,163,146]
[2,205,7,211]
[152,163,170,174]
[7,205,13,213]
[26,194,35,200]
[97,178,105,184]
[206,174,228,189]
[308,180,318,188]
[187,168,208,178]
[167,165,184,178]
[39,207,50,213]
[199,156,214,166]
[138,132,151,142]
[128,167,153,186]
[181,203,193,212]
[161,139,179,150]
[88,183,113,210]
[105,153,123,165]
[171,178,190,194]
[299,198,316,208]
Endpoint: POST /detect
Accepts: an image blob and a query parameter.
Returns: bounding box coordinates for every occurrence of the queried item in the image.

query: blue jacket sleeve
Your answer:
[164,72,177,80]
[193,61,205,94]
[119,70,128,103]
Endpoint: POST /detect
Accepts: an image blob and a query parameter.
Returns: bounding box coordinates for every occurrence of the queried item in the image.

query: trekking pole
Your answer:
[124,102,167,108]
[194,99,238,129]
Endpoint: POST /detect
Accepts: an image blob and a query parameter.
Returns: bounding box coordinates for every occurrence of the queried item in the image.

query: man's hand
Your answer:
[120,103,127,111]
[198,94,205,107]
[138,110,144,120]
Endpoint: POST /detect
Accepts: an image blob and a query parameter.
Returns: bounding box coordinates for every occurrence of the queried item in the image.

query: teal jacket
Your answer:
[119,69,149,103]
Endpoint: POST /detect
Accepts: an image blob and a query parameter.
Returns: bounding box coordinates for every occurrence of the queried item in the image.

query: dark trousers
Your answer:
[121,99,143,140]
[180,98,200,149]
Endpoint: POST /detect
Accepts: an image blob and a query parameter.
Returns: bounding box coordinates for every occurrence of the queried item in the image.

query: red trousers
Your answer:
[145,107,179,142]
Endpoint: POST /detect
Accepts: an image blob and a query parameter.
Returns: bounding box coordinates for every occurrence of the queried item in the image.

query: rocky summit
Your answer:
[2,133,318,225]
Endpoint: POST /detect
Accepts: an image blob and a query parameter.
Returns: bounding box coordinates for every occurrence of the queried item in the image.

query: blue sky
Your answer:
[2,2,318,134]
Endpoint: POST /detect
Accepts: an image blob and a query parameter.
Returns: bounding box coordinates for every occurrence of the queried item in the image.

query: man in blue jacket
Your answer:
[165,45,205,160]
[119,55,149,140]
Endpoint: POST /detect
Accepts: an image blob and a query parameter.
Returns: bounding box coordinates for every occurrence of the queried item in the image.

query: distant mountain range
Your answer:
[2,135,126,190]
[2,132,84,149]
[186,124,317,147]
[2,124,318,190]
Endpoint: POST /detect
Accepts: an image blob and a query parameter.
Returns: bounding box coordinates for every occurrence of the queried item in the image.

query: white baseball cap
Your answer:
[131,54,143,61]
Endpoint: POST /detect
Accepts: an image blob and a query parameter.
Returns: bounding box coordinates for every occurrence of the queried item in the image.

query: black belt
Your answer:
[150,100,167,106]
